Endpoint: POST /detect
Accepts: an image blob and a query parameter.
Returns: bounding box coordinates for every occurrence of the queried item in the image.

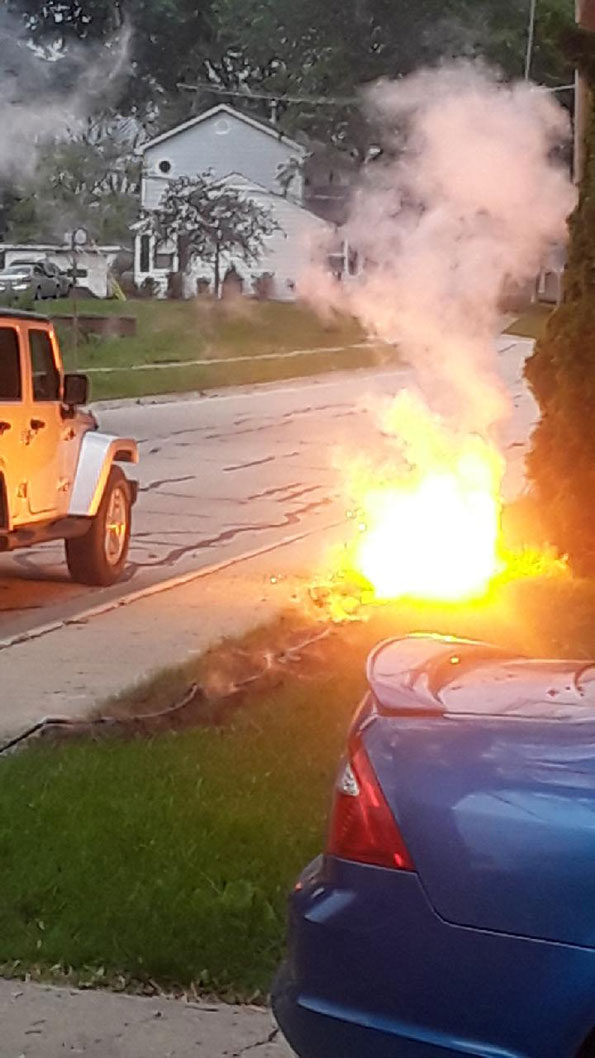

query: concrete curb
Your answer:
[91,362,407,411]
[0,520,343,653]
[85,341,376,373]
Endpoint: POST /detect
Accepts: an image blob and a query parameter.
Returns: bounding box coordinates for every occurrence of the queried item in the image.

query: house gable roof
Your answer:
[222,172,331,224]
[141,103,306,156]
[130,171,332,232]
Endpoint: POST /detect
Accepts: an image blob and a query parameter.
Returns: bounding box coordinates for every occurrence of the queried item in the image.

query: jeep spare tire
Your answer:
[66,467,132,586]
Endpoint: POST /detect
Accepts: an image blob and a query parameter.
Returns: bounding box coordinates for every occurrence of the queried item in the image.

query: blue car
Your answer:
[273,634,595,1058]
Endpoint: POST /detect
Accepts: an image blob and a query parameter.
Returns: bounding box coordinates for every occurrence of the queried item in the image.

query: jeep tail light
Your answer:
[326,736,414,871]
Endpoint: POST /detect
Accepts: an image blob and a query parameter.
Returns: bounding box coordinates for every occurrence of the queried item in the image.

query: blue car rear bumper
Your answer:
[272,857,595,1058]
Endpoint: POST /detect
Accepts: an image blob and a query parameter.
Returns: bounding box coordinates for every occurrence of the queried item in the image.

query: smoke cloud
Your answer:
[0,11,130,181]
[302,63,576,435]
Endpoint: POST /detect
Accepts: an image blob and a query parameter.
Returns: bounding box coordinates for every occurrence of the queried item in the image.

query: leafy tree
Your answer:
[1,190,39,243]
[208,0,574,155]
[7,0,215,115]
[143,172,278,296]
[524,23,595,573]
[3,119,140,245]
[7,0,575,151]
[469,0,573,86]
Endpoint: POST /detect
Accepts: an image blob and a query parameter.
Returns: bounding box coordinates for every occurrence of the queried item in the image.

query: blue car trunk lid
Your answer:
[368,634,595,721]
[363,635,595,947]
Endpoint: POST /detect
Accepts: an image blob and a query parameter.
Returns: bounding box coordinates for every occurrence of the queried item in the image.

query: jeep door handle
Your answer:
[30,418,45,431]
[0,421,11,435]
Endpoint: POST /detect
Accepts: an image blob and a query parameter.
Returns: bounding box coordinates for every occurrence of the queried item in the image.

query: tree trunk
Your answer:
[578,0,595,31]
[178,234,191,273]
[113,1,124,30]
[176,235,195,300]
[214,244,221,300]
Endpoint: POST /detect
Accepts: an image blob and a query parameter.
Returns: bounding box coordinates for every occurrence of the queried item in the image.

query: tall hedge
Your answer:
[525,26,595,572]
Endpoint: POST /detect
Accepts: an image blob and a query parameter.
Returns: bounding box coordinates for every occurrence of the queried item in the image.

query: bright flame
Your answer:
[348,393,504,602]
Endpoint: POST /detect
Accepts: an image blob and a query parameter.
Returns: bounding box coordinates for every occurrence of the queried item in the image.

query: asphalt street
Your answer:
[0,336,536,641]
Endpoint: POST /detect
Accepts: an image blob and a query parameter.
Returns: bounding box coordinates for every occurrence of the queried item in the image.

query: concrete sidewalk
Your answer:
[0,524,341,738]
[0,979,292,1058]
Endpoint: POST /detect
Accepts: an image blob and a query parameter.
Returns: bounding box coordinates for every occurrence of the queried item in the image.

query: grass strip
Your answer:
[49,298,391,399]
[504,303,552,340]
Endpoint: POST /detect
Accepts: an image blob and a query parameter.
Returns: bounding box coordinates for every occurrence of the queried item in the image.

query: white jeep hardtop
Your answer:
[0,309,138,586]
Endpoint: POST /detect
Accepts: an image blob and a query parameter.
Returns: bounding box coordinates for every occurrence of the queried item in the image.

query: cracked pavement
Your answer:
[0,338,536,643]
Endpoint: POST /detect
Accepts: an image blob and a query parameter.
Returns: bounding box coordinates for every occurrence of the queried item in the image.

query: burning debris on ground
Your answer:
[3,563,584,750]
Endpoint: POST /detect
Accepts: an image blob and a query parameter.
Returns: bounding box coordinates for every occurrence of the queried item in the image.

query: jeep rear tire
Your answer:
[65,467,132,586]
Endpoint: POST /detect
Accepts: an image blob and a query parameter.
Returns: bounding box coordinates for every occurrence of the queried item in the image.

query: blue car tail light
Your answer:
[326,734,415,872]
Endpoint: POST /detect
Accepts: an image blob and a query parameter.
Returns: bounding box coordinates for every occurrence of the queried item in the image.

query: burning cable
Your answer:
[0,627,332,756]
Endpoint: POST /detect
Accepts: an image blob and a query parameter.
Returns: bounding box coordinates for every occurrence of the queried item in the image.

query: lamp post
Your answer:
[70,227,87,368]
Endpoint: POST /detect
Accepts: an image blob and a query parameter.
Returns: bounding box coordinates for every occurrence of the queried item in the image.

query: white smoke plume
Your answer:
[302,63,576,435]
[0,11,130,181]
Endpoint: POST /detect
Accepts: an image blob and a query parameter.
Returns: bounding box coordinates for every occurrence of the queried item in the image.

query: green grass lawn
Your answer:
[0,619,365,1001]
[504,302,552,341]
[3,574,595,999]
[49,298,384,400]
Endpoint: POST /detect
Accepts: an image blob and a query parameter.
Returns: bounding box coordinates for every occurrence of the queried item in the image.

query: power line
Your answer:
[177,80,359,107]
[179,75,576,108]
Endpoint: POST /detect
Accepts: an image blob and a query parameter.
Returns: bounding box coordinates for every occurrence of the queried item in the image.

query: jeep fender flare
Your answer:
[68,432,138,518]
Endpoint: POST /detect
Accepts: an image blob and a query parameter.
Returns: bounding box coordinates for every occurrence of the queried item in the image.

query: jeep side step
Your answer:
[0,516,91,552]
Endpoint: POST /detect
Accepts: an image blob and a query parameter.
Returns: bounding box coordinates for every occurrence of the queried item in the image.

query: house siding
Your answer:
[134,106,331,300]
[245,190,328,299]
[135,186,329,300]
[143,111,304,211]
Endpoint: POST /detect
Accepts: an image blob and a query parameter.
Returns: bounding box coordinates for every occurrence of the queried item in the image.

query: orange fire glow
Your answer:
[347,394,505,602]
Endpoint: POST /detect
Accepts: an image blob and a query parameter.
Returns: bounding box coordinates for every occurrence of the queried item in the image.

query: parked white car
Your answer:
[0,309,138,585]
[36,260,73,298]
[0,262,61,301]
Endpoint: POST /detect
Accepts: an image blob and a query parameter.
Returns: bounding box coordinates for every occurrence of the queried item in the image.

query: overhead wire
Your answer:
[177,80,359,106]
[178,78,576,106]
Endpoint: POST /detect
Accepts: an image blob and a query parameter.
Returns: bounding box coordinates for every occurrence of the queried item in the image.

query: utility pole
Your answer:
[70,227,88,370]
[525,0,537,81]
[575,0,595,183]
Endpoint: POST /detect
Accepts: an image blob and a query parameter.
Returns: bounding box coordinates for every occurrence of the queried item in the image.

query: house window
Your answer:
[326,253,344,279]
[158,159,172,174]
[140,234,151,273]
[152,242,173,270]
[154,252,175,270]
[215,118,231,135]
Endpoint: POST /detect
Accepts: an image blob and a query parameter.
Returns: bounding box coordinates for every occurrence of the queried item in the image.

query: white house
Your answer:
[133,103,333,299]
